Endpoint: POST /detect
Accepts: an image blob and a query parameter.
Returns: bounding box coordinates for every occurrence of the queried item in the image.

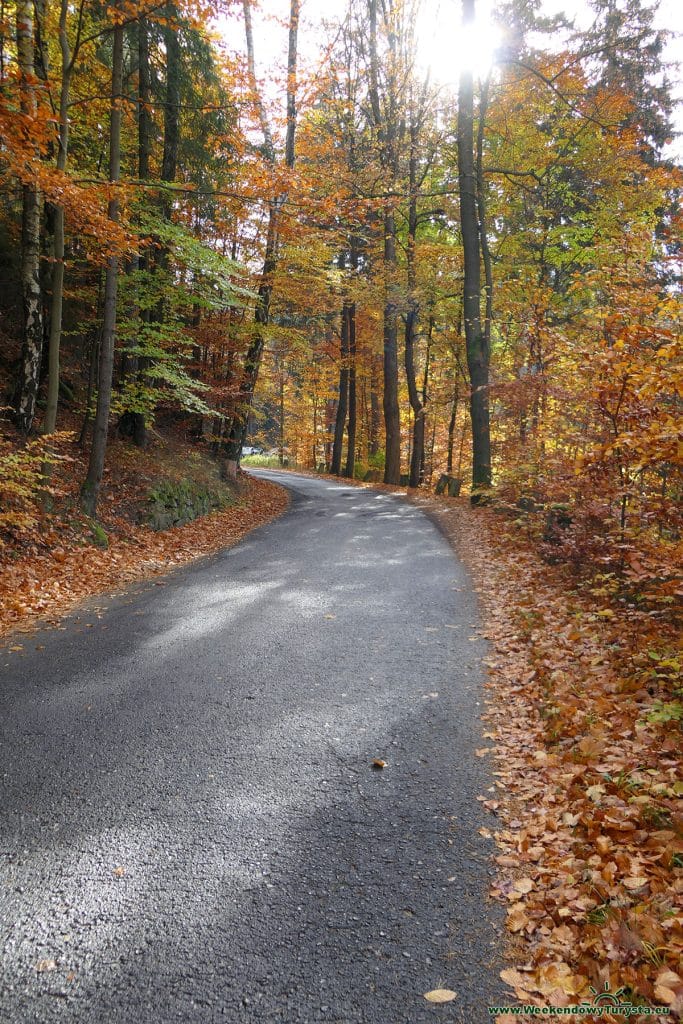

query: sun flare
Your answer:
[415,0,501,86]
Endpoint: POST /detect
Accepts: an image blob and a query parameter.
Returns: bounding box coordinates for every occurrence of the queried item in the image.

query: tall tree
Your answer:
[43,0,84,434]
[14,0,43,434]
[80,12,124,515]
[457,0,492,492]
[367,0,402,484]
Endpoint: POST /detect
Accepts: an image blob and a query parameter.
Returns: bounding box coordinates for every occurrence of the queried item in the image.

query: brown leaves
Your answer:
[414,492,683,1016]
[0,475,289,639]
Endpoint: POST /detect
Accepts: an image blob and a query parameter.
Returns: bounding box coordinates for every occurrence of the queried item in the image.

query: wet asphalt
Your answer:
[0,470,503,1023]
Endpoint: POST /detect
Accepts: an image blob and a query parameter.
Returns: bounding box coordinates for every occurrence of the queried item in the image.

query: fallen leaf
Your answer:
[622,875,648,890]
[36,959,57,973]
[424,989,457,1003]
[500,968,531,989]
[507,905,529,932]
[371,759,386,770]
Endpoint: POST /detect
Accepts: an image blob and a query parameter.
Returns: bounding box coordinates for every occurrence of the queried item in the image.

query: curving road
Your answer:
[0,470,503,1023]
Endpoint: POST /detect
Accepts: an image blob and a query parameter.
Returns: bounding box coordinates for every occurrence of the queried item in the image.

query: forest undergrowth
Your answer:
[0,427,289,639]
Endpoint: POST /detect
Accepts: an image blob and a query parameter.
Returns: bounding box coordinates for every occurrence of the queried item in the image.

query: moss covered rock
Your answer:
[143,479,234,531]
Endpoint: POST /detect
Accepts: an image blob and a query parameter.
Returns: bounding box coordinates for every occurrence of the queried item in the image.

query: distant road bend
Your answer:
[0,469,502,1023]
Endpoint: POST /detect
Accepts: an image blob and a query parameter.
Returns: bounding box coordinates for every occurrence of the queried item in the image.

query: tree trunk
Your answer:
[404,121,425,488]
[458,0,491,493]
[331,301,350,476]
[369,354,381,457]
[222,204,278,479]
[368,0,401,484]
[161,9,180,207]
[43,0,73,434]
[14,0,43,434]
[382,208,401,483]
[447,381,459,475]
[127,13,153,448]
[80,15,123,516]
[344,302,357,478]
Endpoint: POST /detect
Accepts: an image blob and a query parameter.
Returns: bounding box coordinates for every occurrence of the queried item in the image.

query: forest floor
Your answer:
[0,425,289,639]
[411,492,681,1020]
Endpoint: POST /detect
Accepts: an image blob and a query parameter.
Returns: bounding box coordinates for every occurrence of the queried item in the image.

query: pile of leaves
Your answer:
[0,468,288,639]
[417,494,682,1020]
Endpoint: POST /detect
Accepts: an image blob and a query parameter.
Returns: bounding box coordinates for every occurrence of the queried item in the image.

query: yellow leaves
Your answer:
[423,989,457,1004]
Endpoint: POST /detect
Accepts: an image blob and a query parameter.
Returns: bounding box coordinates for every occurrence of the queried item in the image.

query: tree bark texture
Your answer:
[14,0,44,434]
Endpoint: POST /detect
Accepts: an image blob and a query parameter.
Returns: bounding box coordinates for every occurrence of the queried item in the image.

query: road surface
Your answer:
[1,470,503,1023]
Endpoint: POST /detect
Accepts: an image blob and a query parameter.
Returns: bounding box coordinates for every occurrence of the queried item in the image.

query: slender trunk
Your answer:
[222,205,278,478]
[128,14,152,448]
[447,382,459,475]
[369,354,381,457]
[368,0,401,484]
[382,208,401,483]
[80,15,123,515]
[285,0,300,169]
[420,319,432,482]
[457,0,491,493]
[161,10,180,208]
[331,301,350,477]
[476,75,493,354]
[344,302,357,478]
[278,363,285,465]
[404,121,424,488]
[43,0,73,434]
[14,0,43,433]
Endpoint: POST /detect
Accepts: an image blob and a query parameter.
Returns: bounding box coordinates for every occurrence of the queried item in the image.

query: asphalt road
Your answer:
[1,470,503,1023]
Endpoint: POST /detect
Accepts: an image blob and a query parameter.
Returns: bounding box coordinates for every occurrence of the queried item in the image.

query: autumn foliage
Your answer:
[0,0,681,1015]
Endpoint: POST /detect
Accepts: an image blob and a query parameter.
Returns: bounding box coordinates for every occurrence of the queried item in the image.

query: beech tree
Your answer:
[80,9,124,516]
[13,0,43,434]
